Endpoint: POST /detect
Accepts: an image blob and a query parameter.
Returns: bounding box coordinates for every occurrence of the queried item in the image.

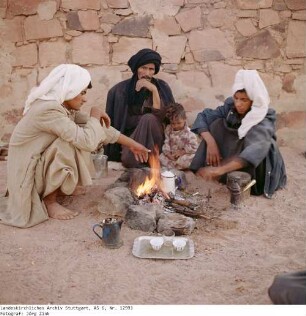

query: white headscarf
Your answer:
[23,64,91,115]
[232,69,270,139]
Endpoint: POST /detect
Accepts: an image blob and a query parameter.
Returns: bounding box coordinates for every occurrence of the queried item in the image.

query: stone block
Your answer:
[236,0,272,10]
[78,10,100,31]
[0,8,6,18]
[280,10,292,18]
[285,58,304,65]
[24,15,63,40]
[157,213,195,235]
[177,71,210,90]
[101,23,113,35]
[237,30,280,59]
[276,111,306,130]
[97,187,134,217]
[37,1,57,20]
[114,8,133,16]
[282,73,296,92]
[292,10,306,21]
[214,1,227,9]
[189,29,234,62]
[84,66,124,107]
[106,0,129,9]
[284,0,306,10]
[112,16,151,37]
[274,63,292,73]
[1,16,24,42]
[155,35,187,64]
[181,97,206,113]
[235,19,257,37]
[259,9,280,29]
[7,0,40,16]
[112,37,152,64]
[209,63,240,96]
[125,204,162,232]
[273,0,288,10]
[100,13,121,24]
[237,10,258,18]
[245,60,265,70]
[162,64,178,73]
[175,7,201,32]
[129,0,182,18]
[236,0,260,9]
[154,17,181,36]
[39,40,67,67]
[71,33,109,65]
[65,30,82,37]
[259,0,274,8]
[184,52,194,64]
[286,21,306,58]
[207,9,227,28]
[66,11,82,31]
[12,43,37,67]
[61,0,100,10]
[260,72,282,98]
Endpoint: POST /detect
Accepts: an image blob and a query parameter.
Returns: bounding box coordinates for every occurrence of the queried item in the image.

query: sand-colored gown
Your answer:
[0,100,119,228]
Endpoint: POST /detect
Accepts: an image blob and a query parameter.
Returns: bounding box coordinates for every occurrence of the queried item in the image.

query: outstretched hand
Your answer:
[129,142,151,163]
[196,166,222,181]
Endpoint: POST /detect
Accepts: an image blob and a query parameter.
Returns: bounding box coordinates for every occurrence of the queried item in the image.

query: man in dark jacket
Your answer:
[190,69,286,198]
[104,48,175,167]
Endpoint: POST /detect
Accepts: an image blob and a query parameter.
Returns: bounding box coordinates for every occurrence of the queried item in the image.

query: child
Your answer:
[160,103,198,170]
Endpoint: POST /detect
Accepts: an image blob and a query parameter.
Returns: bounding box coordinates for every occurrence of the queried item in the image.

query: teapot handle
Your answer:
[92,223,104,240]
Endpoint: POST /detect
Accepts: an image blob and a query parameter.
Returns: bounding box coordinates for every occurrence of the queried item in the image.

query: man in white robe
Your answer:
[0,64,149,228]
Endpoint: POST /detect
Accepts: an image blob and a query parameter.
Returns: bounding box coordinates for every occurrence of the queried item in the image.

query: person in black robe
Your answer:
[104,48,175,167]
[190,69,287,198]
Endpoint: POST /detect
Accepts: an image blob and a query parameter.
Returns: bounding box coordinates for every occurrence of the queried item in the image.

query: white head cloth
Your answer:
[232,69,270,139]
[23,64,91,115]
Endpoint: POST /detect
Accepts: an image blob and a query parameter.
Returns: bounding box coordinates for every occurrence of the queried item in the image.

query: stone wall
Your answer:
[0,0,305,142]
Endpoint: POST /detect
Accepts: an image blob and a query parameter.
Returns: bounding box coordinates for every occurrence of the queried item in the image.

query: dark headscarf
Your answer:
[128,49,161,74]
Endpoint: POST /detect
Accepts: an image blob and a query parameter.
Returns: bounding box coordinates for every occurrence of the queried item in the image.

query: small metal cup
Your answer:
[92,153,108,179]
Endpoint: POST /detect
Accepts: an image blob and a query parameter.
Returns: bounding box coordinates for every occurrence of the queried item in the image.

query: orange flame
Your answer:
[135,146,164,197]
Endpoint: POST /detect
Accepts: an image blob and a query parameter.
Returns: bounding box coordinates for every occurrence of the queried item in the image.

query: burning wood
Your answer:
[130,146,214,221]
[133,146,170,199]
[165,197,198,210]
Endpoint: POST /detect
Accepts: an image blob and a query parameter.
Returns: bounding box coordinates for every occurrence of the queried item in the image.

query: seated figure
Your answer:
[190,69,287,198]
[104,48,175,168]
[0,64,149,228]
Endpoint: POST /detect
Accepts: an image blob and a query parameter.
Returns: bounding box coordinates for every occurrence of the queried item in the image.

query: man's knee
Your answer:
[139,113,157,125]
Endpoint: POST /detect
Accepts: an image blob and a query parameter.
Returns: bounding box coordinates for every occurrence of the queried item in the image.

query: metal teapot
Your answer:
[93,218,123,249]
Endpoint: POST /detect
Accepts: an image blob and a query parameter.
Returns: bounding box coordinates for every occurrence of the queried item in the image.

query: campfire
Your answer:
[134,147,167,200]
[131,147,206,219]
[98,147,214,235]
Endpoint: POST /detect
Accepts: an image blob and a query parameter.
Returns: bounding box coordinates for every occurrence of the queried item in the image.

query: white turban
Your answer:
[23,64,91,115]
[232,69,270,139]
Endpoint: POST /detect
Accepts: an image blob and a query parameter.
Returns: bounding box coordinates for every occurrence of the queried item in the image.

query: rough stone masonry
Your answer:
[0,0,305,144]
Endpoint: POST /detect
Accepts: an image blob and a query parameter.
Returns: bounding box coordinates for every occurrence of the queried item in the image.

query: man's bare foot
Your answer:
[45,201,79,220]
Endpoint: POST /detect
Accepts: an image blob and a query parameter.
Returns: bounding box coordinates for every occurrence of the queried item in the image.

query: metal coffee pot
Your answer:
[161,170,176,195]
[93,218,123,249]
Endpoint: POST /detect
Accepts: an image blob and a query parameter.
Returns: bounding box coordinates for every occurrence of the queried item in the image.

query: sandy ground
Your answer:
[0,140,305,306]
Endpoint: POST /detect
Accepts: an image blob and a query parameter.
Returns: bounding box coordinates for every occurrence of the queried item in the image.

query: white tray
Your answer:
[132,236,195,260]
